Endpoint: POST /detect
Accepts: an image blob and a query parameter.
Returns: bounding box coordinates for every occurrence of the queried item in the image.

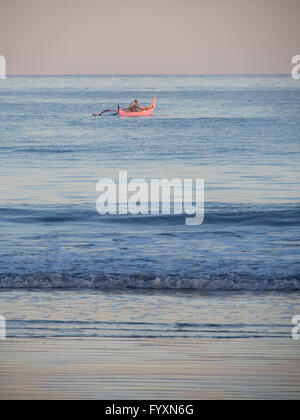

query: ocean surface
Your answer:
[0,75,299,339]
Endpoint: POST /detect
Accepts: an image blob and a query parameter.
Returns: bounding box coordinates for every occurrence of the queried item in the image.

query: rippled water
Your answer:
[0,75,299,339]
[1,289,299,339]
[0,75,299,290]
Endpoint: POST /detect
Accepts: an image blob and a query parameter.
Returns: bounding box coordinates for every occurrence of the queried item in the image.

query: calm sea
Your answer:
[0,75,299,338]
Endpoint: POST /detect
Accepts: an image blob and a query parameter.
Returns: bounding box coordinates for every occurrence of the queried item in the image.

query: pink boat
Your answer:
[118,96,156,117]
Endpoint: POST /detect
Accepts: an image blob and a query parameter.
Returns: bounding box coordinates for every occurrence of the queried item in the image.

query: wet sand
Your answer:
[1,337,300,399]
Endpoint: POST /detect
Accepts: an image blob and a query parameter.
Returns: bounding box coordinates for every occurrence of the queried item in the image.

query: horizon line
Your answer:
[3,73,291,77]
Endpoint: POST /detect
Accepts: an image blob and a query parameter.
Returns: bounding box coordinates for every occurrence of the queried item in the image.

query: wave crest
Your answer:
[1,273,299,291]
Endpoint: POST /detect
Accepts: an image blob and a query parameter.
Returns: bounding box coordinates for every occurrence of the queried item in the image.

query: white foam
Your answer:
[0,274,299,291]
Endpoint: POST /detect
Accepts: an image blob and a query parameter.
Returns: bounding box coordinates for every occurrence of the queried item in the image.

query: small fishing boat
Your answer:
[118,96,156,117]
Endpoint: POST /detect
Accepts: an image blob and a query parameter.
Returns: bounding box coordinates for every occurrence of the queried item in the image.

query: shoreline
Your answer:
[1,337,299,399]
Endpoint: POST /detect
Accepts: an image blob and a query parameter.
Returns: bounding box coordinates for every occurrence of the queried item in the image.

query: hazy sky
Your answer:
[0,0,299,74]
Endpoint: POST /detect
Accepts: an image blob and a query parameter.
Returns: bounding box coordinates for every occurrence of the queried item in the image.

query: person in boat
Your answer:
[128,99,139,112]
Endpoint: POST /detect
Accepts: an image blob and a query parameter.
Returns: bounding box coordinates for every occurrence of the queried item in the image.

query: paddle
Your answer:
[92,109,118,117]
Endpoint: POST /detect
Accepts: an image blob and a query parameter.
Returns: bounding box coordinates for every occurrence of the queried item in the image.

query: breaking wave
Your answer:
[1,273,300,291]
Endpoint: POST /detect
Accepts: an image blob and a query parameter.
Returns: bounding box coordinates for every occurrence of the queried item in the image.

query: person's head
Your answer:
[134,99,138,104]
